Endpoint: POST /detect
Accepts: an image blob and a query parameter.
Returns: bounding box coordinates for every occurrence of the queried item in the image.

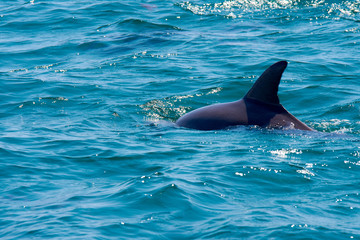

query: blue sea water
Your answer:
[1,0,360,239]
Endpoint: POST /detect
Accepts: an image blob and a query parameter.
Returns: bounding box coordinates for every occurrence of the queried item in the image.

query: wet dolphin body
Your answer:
[176,61,313,131]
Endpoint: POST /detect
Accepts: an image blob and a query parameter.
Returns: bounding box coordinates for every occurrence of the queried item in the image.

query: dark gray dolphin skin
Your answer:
[175,61,313,131]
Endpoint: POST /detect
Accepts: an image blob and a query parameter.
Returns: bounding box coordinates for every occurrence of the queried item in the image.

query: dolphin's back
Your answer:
[176,61,313,131]
[176,100,248,130]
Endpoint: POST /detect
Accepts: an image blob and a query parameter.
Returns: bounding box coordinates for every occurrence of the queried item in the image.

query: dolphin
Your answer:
[175,61,313,131]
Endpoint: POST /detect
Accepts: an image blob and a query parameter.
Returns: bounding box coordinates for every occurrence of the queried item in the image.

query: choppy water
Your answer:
[1,0,360,239]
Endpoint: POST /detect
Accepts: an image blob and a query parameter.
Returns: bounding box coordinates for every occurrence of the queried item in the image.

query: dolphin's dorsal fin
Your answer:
[244,61,288,105]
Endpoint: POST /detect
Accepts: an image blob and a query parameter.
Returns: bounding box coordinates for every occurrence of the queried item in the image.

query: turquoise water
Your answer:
[1,0,360,239]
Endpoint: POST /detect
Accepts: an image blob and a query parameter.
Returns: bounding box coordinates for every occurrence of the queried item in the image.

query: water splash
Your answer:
[179,0,360,20]
[140,87,223,122]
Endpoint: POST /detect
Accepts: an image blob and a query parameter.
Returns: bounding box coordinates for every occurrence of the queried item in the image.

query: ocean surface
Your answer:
[1,0,360,239]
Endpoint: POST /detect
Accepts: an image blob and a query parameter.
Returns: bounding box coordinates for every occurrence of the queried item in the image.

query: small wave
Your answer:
[97,18,182,33]
[9,62,65,74]
[313,119,360,134]
[77,40,109,51]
